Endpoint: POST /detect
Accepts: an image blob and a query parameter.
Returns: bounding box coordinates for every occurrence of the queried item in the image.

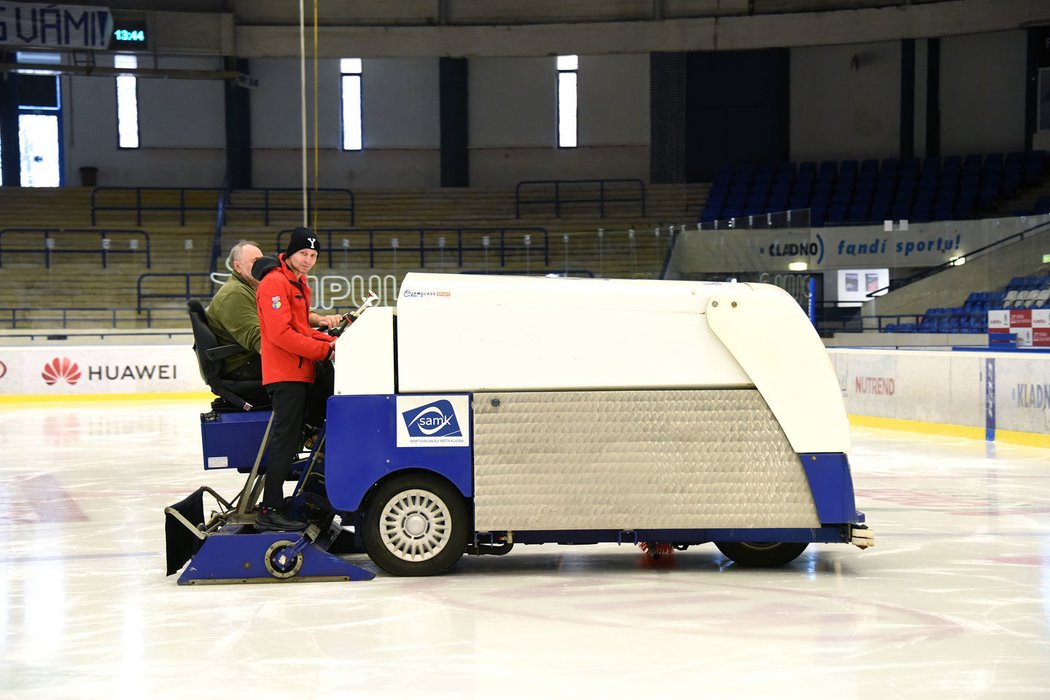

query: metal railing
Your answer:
[275,226,551,268]
[0,306,187,329]
[866,218,1050,298]
[91,187,355,227]
[515,178,646,218]
[208,180,231,274]
[0,227,152,269]
[231,188,356,226]
[136,272,219,311]
[91,187,221,225]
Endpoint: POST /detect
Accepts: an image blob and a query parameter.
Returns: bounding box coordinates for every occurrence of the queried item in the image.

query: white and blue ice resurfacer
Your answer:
[167,273,873,582]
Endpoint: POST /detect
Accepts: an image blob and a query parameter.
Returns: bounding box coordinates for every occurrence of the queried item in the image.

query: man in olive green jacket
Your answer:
[207,240,342,380]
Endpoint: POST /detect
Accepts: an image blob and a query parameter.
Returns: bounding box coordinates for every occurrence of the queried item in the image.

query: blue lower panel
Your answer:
[799,453,860,523]
[200,410,272,472]
[324,394,473,512]
[177,527,375,584]
[503,526,854,546]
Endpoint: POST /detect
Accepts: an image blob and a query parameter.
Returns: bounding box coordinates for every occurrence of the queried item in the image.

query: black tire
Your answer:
[361,473,470,576]
[714,541,808,567]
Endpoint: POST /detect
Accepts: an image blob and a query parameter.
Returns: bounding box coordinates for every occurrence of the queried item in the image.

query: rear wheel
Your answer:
[714,541,808,567]
[362,473,469,576]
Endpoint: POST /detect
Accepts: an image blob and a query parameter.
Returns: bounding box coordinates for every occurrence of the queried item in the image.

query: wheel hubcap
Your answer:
[380,489,451,562]
[403,513,428,538]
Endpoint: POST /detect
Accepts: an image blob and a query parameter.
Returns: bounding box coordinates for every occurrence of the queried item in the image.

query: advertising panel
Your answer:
[0,345,208,396]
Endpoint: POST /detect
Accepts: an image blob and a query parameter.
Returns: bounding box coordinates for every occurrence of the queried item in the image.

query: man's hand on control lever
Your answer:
[310,312,343,330]
[328,292,380,337]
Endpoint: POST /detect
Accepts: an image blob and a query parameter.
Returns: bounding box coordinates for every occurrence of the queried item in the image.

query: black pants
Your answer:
[306,360,334,428]
[262,381,309,508]
[261,362,334,508]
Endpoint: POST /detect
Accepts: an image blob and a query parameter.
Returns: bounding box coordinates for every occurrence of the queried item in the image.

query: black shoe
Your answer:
[301,424,320,451]
[254,506,307,532]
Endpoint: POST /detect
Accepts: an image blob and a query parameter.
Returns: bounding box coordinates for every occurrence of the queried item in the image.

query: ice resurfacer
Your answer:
[167,273,873,582]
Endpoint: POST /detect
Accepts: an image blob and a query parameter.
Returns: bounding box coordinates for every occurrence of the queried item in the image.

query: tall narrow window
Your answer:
[115,54,139,149]
[557,55,578,148]
[341,58,363,151]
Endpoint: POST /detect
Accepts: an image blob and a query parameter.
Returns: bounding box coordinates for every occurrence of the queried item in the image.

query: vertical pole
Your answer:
[313,0,320,229]
[299,0,308,226]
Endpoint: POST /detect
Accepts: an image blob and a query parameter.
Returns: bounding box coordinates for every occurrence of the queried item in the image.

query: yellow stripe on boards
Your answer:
[849,414,1049,447]
[0,392,212,406]
[848,414,984,439]
[992,429,1050,449]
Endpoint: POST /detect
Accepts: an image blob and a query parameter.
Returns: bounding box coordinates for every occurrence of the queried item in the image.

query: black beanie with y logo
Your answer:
[285,227,319,257]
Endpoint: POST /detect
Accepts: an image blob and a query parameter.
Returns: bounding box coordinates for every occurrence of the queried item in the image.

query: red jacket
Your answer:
[256,255,334,385]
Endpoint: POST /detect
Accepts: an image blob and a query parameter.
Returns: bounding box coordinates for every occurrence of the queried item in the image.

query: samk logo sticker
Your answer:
[396,396,470,448]
[42,357,81,386]
[403,400,463,438]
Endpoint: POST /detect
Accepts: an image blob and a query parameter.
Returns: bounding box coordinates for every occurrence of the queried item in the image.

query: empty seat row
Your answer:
[881,279,1050,334]
[702,151,1049,227]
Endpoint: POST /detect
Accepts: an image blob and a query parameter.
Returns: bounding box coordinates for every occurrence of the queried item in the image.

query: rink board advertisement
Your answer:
[0,345,208,396]
[831,348,1050,436]
[987,309,1050,348]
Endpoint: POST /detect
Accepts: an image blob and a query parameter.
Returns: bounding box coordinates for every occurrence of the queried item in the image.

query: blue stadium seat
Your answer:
[963,154,983,173]
[818,161,838,182]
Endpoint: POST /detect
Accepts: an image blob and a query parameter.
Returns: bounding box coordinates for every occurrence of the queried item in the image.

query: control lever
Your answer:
[327,291,379,337]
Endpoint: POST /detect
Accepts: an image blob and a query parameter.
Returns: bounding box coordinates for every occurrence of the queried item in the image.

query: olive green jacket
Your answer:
[206,273,261,375]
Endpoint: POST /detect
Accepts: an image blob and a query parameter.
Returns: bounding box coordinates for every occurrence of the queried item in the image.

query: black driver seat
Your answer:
[187,299,270,411]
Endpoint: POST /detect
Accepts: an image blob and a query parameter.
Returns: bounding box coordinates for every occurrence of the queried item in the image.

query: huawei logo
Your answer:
[42,357,81,386]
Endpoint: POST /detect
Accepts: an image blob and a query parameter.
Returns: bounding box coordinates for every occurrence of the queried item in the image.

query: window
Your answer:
[14,64,62,187]
[115,54,139,149]
[557,55,578,148]
[341,58,363,151]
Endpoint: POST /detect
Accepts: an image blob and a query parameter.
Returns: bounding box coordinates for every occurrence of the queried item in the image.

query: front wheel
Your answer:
[714,541,808,567]
[361,473,470,576]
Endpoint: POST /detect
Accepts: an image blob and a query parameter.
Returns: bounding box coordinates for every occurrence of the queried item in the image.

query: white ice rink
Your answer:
[1,399,1048,699]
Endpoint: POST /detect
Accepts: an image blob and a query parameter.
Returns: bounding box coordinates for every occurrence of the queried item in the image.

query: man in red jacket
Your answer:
[253,227,336,531]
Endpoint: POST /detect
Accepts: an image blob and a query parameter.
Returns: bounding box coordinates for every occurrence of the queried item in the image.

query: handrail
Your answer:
[91,186,220,225]
[136,272,218,312]
[0,306,188,329]
[229,187,355,226]
[91,186,355,227]
[866,218,1050,298]
[515,178,646,218]
[276,226,550,268]
[461,269,595,278]
[0,227,152,269]
[209,177,231,274]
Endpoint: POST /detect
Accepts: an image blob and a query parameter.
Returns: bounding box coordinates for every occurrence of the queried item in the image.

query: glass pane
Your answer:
[117,75,139,148]
[115,54,139,149]
[1040,67,1050,131]
[342,75,362,151]
[340,58,362,75]
[558,72,577,148]
[557,55,578,71]
[19,114,60,187]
